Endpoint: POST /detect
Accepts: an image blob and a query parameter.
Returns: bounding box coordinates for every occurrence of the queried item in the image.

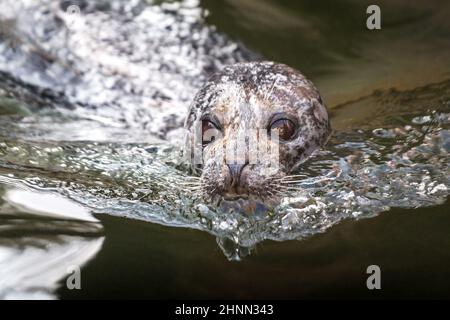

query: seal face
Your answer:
[184,61,332,210]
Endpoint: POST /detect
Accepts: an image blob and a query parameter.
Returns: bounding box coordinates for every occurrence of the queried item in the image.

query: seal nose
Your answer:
[227,163,247,190]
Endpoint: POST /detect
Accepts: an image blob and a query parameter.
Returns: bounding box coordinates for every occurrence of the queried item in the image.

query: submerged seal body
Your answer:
[185,61,332,210]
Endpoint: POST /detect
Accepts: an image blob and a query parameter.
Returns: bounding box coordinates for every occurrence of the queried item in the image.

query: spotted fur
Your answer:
[185,61,332,207]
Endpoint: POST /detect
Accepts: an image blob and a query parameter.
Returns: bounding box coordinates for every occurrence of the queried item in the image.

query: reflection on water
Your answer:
[203,0,450,106]
[1,84,448,262]
[5,188,100,222]
[0,183,103,299]
[0,0,449,298]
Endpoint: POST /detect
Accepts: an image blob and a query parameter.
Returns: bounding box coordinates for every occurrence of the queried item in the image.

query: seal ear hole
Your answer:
[268,118,297,141]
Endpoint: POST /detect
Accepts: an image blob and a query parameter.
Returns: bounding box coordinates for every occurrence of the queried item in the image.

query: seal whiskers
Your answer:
[183,61,332,211]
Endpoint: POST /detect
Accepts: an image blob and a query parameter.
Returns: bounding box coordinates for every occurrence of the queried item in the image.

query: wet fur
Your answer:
[185,61,332,207]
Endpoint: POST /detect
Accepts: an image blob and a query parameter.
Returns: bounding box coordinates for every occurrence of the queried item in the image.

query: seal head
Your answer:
[184,61,331,211]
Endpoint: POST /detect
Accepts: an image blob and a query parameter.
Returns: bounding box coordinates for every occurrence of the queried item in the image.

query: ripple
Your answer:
[0,0,448,261]
[0,111,448,260]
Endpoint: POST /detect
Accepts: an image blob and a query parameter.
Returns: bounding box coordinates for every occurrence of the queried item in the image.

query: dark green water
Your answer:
[59,198,450,299]
[0,0,449,299]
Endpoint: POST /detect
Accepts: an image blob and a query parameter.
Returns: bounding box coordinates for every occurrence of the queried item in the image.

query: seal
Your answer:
[185,61,332,211]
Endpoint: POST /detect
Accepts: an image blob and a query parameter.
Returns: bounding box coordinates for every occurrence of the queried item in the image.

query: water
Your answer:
[0,0,449,299]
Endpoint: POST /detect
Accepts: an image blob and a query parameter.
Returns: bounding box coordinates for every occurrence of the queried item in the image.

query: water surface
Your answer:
[0,0,449,299]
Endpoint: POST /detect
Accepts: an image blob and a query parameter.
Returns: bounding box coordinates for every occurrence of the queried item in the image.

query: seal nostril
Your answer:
[226,163,247,189]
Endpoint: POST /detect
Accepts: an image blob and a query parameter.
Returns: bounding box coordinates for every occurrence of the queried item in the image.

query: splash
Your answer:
[0,104,448,260]
[0,0,449,261]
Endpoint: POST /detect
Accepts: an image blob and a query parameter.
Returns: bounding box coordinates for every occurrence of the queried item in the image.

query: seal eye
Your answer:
[202,120,221,146]
[269,119,296,140]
